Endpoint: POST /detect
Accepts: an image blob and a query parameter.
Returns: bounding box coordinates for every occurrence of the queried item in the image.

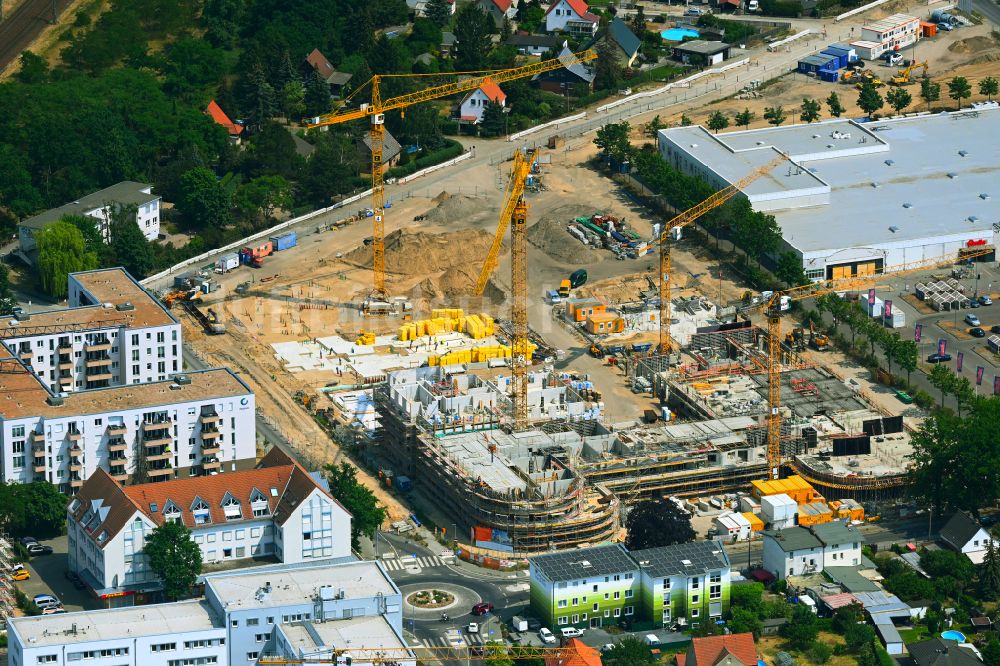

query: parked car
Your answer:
[966,313,981,326]
[539,628,557,644]
[884,52,903,66]
[602,644,617,653]
[927,353,953,363]
[561,627,585,639]
[980,295,993,305]
[27,543,53,556]
[33,594,60,609]
[11,569,29,581]
[937,21,953,30]
[18,537,37,547]
[41,607,66,615]
[65,570,86,590]
[991,325,1000,334]
[971,327,987,338]
[968,299,981,308]
[684,6,708,15]
[471,602,494,616]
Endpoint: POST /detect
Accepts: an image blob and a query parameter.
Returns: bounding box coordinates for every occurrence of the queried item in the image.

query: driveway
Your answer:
[16,535,99,612]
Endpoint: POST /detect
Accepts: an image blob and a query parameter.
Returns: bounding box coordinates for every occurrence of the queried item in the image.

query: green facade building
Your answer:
[530,540,731,630]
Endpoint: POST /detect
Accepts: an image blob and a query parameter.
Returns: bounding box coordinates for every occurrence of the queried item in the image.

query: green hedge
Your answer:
[760,0,803,17]
[385,139,464,180]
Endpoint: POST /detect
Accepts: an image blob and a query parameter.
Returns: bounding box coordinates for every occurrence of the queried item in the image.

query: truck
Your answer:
[182,300,226,335]
[240,241,273,267]
[270,231,297,251]
[216,252,240,273]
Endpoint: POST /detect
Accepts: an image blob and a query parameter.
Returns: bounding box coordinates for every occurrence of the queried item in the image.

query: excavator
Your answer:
[890,61,928,86]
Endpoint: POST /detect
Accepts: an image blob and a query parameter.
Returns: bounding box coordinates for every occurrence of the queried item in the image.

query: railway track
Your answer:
[0,0,72,73]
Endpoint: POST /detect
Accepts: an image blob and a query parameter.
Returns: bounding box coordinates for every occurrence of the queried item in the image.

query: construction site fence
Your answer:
[835,0,890,21]
[508,111,587,141]
[596,58,750,113]
[456,546,527,569]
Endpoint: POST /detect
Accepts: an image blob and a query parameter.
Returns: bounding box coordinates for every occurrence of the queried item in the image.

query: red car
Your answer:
[471,602,494,615]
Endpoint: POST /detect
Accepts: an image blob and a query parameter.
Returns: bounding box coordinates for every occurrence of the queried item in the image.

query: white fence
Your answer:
[397,151,473,184]
[507,112,587,141]
[766,29,817,50]
[835,0,890,21]
[595,58,751,113]
[140,188,373,286]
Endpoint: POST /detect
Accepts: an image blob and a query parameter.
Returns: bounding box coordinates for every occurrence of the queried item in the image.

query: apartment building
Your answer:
[530,540,733,631]
[68,447,352,602]
[2,269,182,392]
[7,560,410,666]
[0,361,256,490]
[19,182,161,257]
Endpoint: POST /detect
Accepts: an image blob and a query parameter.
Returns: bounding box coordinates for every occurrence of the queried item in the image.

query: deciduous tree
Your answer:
[707,110,729,133]
[857,82,884,118]
[763,106,786,126]
[594,122,632,165]
[826,91,845,117]
[36,221,98,298]
[109,204,154,278]
[886,86,912,115]
[780,604,819,651]
[177,167,232,232]
[625,498,695,550]
[735,107,755,129]
[980,76,999,102]
[145,520,203,601]
[324,462,388,550]
[948,76,972,110]
[799,97,821,123]
[425,0,453,27]
[921,77,941,110]
[602,636,656,666]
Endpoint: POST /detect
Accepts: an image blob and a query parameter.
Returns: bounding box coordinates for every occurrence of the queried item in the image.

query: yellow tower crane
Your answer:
[306,50,596,313]
[657,152,789,354]
[750,248,993,479]
[475,149,537,430]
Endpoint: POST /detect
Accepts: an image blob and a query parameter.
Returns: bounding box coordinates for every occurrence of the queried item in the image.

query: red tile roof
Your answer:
[545,639,603,666]
[545,0,595,21]
[72,447,345,548]
[493,0,513,11]
[305,48,336,81]
[205,100,243,137]
[478,77,507,103]
[682,633,759,666]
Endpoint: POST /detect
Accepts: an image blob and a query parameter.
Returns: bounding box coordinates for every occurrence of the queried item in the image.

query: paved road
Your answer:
[0,0,72,73]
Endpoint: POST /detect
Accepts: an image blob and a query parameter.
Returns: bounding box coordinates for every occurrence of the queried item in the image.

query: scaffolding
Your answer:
[0,531,15,627]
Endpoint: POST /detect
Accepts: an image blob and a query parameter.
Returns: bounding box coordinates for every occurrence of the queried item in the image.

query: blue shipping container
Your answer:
[396,475,412,492]
[270,232,297,251]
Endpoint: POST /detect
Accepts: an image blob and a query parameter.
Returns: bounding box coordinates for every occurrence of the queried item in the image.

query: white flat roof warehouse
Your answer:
[657,109,1000,277]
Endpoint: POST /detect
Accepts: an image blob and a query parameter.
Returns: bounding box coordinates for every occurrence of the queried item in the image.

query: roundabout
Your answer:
[400,581,482,619]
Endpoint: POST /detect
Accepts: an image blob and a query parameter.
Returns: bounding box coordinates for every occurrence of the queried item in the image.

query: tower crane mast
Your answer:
[306,51,595,312]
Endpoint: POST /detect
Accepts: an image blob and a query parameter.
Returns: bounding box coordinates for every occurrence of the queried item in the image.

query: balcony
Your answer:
[69,461,82,473]
[84,341,112,352]
[59,377,74,389]
[142,420,171,433]
[67,430,81,442]
[31,431,45,442]
[145,450,172,462]
[69,477,83,489]
[201,442,221,455]
[146,467,172,479]
[58,359,74,370]
[33,460,46,473]
[32,442,45,454]
[57,342,73,352]
[85,357,112,368]
[201,430,222,440]
[110,470,129,483]
[143,436,172,448]
[107,424,127,436]
[108,439,127,452]
[202,459,221,471]
[86,371,113,382]
[18,350,32,360]
[68,447,82,459]
[200,413,221,425]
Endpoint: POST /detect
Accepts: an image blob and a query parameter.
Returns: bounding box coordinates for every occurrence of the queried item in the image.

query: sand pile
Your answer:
[409,265,506,303]
[949,36,997,54]
[423,191,494,226]
[345,228,494,274]
[527,204,603,264]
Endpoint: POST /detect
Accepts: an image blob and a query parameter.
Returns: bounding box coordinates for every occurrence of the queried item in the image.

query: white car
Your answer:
[561,627,584,639]
[539,627,557,644]
[467,622,480,634]
[966,313,981,326]
[33,594,60,609]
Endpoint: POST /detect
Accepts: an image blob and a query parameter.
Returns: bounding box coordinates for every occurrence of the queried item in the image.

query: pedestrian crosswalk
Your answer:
[414,634,492,649]
[382,555,452,571]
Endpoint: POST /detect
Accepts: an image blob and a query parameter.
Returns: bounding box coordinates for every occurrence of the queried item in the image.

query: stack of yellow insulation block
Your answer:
[397,309,497,342]
[355,331,376,345]
[427,342,536,367]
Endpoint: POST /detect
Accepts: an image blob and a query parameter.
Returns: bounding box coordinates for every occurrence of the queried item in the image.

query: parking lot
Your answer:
[14,536,98,613]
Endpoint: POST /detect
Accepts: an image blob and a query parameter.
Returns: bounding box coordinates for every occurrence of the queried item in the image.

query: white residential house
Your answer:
[458,77,507,125]
[940,511,999,564]
[476,0,516,27]
[2,269,182,393]
[8,560,408,666]
[67,447,352,602]
[762,522,862,580]
[544,0,599,36]
[19,182,161,258]
[407,0,455,17]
